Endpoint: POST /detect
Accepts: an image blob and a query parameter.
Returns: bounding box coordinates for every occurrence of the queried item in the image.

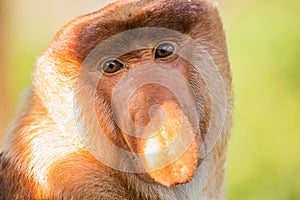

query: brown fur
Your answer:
[0,0,232,199]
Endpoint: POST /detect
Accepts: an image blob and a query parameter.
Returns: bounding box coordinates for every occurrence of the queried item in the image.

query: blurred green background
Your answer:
[0,0,299,199]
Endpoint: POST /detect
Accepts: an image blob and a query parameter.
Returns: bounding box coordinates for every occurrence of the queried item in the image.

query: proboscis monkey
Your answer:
[0,0,233,199]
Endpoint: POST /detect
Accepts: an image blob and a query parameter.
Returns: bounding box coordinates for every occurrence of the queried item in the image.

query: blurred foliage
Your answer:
[220,0,300,199]
[1,0,300,199]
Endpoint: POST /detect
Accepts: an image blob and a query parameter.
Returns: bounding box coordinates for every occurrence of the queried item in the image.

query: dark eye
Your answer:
[101,59,125,74]
[154,43,175,59]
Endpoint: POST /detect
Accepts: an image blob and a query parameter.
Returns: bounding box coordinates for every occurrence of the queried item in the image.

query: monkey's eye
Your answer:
[154,43,175,59]
[101,59,125,74]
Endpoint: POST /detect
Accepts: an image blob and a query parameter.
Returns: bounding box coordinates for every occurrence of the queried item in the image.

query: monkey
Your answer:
[0,0,233,199]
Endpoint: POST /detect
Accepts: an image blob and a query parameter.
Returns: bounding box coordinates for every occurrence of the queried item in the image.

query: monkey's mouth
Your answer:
[122,101,200,187]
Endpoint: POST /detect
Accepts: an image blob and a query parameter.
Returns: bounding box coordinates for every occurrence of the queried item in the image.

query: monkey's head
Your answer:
[33,0,231,187]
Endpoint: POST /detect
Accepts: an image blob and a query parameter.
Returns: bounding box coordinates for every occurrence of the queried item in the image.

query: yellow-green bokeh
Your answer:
[223,1,300,199]
[1,0,300,199]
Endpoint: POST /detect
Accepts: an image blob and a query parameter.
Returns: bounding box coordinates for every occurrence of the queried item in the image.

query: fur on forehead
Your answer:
[49,0,218,63]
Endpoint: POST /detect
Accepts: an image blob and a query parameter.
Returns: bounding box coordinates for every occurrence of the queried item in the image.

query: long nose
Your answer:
[109,64,200,186]
[122,84,199,186]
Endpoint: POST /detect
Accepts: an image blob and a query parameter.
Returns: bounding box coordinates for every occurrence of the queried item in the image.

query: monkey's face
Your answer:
[89,30,203,186]
[59,0,229,187]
